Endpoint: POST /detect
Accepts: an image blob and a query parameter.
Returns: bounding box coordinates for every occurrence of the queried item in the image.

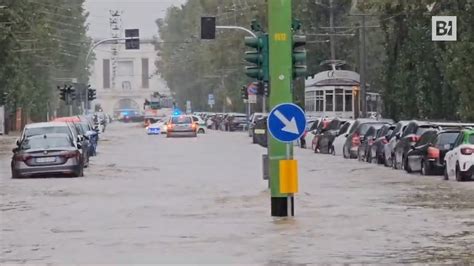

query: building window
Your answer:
[345,91,353,112]
[142,58,149,88]
[335,88,344,112]
[103,59,110,89]
[305,91,315,112]
[122,81,131,90]
[117,61,134,76]
[316,90,324,112]
[325,89,334,112]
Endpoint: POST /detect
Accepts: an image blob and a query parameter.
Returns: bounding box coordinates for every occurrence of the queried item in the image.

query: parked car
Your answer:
[405,129,460,175]
[393,121,440,170]
[19,122,79,144]
[251,115,268,143]
[252,116,268,147]
[166,115,197,138]
[314,118,347,154]
[368,124,395,164]
[11,133,84,178]
[357,124,387,162]
[342,119,393,159]
[444,129,474,181]
[227,113,247,131]
[248,112,266,137]
[301,119,320,149]
[383,120,411,167]
[192,115,207,134]
[331,120,355,156]
[52,118,92,165]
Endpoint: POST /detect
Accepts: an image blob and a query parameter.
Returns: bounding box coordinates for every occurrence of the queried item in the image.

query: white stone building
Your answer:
[88,39,169,117]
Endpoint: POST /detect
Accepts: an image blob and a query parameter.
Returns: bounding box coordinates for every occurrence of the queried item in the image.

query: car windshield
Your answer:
[359,123,386,135]
[468,134,474,144]
[20,136,73,150]
[171,116,192,124]
[416,126,434,136]
[233,116,247,122]
[25,126,70,137]
[436,132,459,145]
[78,123,90,133]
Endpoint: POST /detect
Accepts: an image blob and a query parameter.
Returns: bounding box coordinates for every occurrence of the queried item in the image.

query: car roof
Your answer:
[26,133,71,139]
[53,116,81,122]
[25,122,69,128]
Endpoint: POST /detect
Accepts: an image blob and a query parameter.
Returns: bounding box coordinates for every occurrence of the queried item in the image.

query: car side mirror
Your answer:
[77,143,82,149]
[15,139,20,146]
[345,133,349,138]
[396,133,401,140]
[311,130,317,135]
[12,147,18,153]
[410,145,416,150]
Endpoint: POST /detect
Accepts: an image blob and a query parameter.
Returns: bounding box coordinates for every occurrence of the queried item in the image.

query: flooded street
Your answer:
[1,123,473,264]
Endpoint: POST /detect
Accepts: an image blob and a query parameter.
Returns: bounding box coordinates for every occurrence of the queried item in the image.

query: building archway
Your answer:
[113,98,141,117]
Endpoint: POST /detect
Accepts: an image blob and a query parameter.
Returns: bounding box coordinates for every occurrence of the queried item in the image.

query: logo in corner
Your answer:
[432,16,457,41]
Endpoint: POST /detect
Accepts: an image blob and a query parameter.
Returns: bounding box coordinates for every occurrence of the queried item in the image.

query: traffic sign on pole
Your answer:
[247,82,258,95]
[267,103,306,143]
[208,94,215,105]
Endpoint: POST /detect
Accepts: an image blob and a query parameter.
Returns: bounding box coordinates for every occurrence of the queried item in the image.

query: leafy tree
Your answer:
[0,0,91,122]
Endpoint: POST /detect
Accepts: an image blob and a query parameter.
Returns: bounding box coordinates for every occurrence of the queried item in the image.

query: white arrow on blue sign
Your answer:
[267,103,307,143]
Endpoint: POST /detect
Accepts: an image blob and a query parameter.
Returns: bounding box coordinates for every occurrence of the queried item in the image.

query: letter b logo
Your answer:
[432,16,457,41]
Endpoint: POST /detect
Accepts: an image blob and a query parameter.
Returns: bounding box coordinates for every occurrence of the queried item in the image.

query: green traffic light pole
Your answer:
[268,0,295,217]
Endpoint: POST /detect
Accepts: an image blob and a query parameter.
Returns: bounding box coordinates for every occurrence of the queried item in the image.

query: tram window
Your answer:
[345,93,352,112]
[316,91,324,112]
[326,90,334,112]
[335,88,344,112]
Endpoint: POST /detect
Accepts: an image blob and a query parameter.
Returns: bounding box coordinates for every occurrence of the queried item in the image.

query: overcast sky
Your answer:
[84,0,187,40]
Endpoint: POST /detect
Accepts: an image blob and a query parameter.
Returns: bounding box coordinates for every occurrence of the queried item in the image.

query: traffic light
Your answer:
[241,86,248,100]
[125,29,140,50]
[87,87,97,101]
[201,17,216,39]
[244,34,269,81]
[58,86,66,101]
[292,34,307,79]
[264,82,270,97]
[68,86,76,102]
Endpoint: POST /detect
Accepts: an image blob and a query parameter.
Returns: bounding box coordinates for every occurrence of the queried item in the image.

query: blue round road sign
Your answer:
[247,82,258,95]
[268,103,307,143]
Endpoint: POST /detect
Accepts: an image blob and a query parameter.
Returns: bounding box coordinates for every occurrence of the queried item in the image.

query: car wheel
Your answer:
[329,145,335,156]
[357,150,362,161]
[443,164,449,180]
[378,153,385,165]
[421,160,432,176]
[74,165,84,178]
[11,169,21,179]
[393,154,399,169]
[384,155,391,167]
[455,164,465,182]
[403,156,412,173]
[198,128,205,134]
[343,145,349,159]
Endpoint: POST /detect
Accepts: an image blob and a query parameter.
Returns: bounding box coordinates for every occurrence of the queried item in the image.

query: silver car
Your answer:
[166,115,197,138]
[11,133,84,178]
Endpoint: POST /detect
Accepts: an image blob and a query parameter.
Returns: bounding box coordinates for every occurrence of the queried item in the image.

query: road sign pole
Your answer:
[268,0,295,217]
